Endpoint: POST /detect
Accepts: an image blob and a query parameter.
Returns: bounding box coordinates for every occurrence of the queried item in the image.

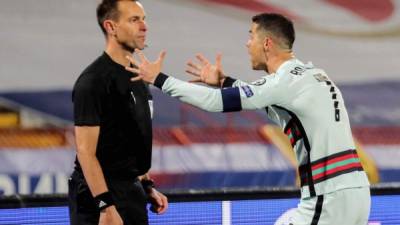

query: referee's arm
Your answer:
[73,74,123,223]
[75,126,108,197]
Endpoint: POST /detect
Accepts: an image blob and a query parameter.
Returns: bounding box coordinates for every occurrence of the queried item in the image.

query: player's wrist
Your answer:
[154,73,169,89]
[221,76,237,88]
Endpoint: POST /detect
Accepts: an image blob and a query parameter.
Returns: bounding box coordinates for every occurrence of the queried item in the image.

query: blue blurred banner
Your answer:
[0,195,398,224]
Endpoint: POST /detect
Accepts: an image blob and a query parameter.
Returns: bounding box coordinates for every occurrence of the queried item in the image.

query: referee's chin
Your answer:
[122,43,147,53]
[135,43,148,51]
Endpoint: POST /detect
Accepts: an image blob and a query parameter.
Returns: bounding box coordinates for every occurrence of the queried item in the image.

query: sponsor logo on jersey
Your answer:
[241,85,254,98]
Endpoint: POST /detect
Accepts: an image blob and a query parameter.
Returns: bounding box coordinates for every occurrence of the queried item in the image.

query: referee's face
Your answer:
[114,1,147,52]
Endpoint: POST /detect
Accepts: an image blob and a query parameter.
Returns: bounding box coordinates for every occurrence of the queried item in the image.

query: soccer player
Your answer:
[126,13,370,225]
[70,1,168,225]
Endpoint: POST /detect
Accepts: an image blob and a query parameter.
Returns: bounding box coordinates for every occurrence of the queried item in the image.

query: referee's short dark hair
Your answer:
[252,13,295,50]
[97,0,138,35]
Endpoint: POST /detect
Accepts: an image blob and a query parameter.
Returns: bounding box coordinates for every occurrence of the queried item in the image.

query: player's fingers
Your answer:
[125,66,140,74]
[187,61,201,72]
[130,75,143,82]
[186,69,200,77]
[157,50,167,66]
[126,55,138,67]
[216,53,222,69]
[189,78,202,83]
[196,53,209,65]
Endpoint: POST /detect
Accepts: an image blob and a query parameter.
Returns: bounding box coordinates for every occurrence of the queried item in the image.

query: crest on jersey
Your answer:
[241,85,254,98]
[251,78,266,86]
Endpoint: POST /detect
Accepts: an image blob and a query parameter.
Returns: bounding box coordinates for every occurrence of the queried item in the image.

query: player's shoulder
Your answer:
[279,59,307,76]
[280,59,327,80]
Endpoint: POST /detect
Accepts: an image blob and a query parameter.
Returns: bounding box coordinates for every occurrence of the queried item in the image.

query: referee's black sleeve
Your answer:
[72,73,104,126]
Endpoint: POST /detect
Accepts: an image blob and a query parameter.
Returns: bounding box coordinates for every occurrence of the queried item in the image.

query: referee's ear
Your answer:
[104,20,116,36]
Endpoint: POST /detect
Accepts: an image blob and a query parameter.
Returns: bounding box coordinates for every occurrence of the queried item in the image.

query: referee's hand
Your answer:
[148,188,169,214]
[99,205,123,225]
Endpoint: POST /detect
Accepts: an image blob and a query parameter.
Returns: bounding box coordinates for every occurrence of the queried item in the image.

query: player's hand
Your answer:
[148,188,168,214]
[99,205,123,225]
[186,53,226,87]
[125,49,166,84]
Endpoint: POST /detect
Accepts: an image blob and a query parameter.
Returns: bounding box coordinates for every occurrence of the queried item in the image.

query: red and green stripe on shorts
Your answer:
[299,149,364,186]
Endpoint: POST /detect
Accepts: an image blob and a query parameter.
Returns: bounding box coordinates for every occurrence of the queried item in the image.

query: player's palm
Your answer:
[186,53,225,87]
[199,63,220,86]
[126,49,166,84]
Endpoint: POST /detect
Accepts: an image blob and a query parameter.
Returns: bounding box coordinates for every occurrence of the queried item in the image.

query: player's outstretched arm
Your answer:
[125,49,281,112]
[125,49,225,112]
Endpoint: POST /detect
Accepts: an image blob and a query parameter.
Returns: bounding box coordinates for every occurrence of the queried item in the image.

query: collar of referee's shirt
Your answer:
[103,51,122,68]
[103,52,139,77]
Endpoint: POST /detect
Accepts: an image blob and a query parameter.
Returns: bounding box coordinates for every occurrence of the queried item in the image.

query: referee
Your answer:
[69,1,168,225]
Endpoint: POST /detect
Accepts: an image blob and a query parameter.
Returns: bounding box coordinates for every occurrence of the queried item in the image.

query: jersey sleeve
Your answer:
[157,74,224,112]
[154,73,289,112]
[72,73,105,126]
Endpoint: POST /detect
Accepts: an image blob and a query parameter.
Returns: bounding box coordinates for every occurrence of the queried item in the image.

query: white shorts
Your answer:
[292,186,371,225]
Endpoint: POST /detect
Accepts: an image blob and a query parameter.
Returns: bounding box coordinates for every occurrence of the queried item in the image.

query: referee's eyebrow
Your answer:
[129,15,146,20]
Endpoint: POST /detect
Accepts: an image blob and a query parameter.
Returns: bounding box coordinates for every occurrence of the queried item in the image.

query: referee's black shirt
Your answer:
[72,52,152,179]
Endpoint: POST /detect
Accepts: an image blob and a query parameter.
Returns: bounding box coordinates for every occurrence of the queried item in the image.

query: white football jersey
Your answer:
[156,58,370,198]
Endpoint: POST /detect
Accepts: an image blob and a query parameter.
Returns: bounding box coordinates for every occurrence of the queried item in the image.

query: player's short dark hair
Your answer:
[96,0,138,35]
[252,13,295,50]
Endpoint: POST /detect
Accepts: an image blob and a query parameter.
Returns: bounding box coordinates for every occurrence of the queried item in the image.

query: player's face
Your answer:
[113,1,147,52]
[246,23,267,71]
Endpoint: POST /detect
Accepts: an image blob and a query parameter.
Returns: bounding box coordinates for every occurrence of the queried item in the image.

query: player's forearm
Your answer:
[154,73,224,112]
[77,152,109,196]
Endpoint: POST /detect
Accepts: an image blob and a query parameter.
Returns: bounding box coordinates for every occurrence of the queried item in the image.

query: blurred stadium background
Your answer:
[0,0,400,224]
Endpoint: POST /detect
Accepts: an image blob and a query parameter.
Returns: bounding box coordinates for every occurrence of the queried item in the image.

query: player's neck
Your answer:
[266,51,295,74]
[105,41,132,68]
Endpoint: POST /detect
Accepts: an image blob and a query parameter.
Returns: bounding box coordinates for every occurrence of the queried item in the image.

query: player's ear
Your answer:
[104,20,116,36]
[264,36,275,52]
[263,37,269,50]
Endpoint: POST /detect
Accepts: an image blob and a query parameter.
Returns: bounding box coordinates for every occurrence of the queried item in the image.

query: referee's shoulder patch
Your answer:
[251,78,266,86]
[241,85,254,98]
